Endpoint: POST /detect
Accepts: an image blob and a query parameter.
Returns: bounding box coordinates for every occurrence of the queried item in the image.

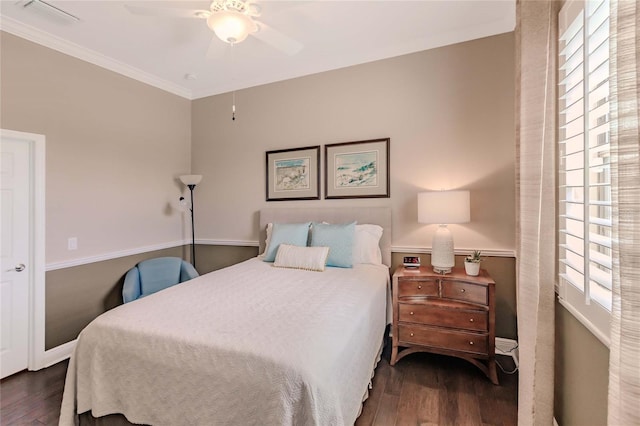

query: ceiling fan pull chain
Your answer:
[231,42,236,121]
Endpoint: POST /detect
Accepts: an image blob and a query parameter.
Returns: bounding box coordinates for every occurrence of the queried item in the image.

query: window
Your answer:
[557,0,611,345]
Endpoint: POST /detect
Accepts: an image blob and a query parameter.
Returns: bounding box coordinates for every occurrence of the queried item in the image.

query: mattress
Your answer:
[59,257,390,426]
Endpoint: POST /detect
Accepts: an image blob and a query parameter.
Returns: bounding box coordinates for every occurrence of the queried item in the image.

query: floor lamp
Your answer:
[418,190,470,274]
[179,175,203,269]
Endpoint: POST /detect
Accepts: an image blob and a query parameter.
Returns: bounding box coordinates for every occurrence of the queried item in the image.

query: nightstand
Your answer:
[391,266,498,385]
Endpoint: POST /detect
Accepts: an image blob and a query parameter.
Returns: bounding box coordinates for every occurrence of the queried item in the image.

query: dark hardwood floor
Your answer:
[1,359,68,425]
[355,351,518,426]
[1,349,517,425]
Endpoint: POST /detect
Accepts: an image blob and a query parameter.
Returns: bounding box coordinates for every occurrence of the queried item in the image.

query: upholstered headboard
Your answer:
[259,207,392,267]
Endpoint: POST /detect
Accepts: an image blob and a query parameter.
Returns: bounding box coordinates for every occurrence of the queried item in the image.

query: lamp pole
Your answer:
[188,184,196,268]
[179,174,202,269]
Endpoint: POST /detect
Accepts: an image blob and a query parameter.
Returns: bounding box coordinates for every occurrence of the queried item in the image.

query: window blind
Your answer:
[558,0,612,345]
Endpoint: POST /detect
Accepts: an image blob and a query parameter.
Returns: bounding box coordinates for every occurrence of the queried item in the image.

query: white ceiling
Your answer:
[0,1,515,100]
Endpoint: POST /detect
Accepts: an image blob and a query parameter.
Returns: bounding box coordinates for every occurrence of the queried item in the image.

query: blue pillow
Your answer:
[262,222,311,262]
[310,221,356,268]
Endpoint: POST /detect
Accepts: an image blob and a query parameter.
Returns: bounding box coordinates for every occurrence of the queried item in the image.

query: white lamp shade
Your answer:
[179,175,203,186]
[418,191,470,224]
[207,10,257,44]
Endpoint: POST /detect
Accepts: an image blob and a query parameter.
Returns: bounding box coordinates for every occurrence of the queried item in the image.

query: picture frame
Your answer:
[266,145,320,201]
[324,138,390,199]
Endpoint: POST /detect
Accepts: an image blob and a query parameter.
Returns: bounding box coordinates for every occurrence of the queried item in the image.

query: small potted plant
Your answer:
[465,250,482,276]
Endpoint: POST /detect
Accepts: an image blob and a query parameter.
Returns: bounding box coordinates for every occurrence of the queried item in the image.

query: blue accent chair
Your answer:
[122,257,199,303]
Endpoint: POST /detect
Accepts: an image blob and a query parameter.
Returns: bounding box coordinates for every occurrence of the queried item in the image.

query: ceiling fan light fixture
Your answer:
[207,10,257,44]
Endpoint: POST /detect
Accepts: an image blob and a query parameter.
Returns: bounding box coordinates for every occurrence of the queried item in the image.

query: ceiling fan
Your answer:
[125,0,303,56]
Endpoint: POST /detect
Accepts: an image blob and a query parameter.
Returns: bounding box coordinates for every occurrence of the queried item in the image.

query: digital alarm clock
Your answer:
[403,256,421,268]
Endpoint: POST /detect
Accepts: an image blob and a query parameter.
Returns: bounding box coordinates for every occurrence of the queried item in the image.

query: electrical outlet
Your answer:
[68,237,78,251]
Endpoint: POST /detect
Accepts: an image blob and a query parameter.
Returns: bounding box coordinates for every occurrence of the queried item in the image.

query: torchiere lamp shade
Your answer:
[179,175,203,186]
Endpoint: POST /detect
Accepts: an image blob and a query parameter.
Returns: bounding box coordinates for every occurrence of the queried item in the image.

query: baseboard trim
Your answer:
[39,339,76,369]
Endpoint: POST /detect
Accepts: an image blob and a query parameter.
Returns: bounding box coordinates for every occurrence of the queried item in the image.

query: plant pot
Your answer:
[465,261,481,276]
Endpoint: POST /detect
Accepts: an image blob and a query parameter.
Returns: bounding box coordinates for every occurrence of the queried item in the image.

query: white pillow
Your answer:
[273,244,329,272]
[258,223,273,259]
[352,224,383,265]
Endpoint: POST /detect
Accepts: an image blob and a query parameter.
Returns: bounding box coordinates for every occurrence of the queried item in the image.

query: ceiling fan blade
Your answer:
[123,4,208,19]
[252,21,303,56]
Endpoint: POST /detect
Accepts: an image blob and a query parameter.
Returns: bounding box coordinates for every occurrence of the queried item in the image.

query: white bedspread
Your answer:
[59,258,390,426]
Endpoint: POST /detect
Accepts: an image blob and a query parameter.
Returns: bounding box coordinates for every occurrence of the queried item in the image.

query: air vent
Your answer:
[23,0,80,23]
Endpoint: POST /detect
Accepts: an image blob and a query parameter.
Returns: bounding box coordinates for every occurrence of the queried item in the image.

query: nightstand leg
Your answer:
[390,345,398,366]
[488,358,499,385]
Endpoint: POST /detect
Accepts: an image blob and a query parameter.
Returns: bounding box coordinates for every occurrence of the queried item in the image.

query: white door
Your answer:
[1,137,31,378]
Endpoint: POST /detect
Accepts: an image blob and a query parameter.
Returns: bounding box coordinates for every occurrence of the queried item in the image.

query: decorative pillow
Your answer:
[273,244,329,272]
[353,224,384,265]
[310,221,356,268]
[262,222,311,262]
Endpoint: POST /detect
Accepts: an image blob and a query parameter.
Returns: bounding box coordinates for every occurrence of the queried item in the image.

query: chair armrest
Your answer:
[180,261,199,282]
[122,267,142,303]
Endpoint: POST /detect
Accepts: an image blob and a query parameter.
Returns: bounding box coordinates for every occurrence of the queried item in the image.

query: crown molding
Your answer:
[0,16,193,99]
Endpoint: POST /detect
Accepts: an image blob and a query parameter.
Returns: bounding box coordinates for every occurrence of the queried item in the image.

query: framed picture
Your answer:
[325,138,390,199]
[266,145,320,201]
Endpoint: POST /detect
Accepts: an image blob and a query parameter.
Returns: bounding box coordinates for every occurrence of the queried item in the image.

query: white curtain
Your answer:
[515,1,558,424]
[607,0,640,424]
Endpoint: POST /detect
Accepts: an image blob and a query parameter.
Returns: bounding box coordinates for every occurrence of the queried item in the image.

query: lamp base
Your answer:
[433,266,452,274]
[431,224,455,274]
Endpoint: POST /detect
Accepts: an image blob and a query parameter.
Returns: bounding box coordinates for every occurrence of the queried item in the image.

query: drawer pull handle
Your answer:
[417,285,422,289]
[469,318,474,322]
[469,341,474,345]
[410,311,414,315]
[460,289,466,293]
[410,333,415,337]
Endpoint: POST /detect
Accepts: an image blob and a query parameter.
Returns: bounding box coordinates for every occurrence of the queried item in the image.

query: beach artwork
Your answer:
[274,157,310,191]
[334,150,378,188]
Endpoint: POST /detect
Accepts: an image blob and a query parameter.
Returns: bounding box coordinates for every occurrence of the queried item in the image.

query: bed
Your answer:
[59,207,392,426]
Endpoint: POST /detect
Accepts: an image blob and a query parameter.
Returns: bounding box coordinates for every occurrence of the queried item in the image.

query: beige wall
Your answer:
[1,27,612,425]
[554,301,609,425]
[45,246,188,349]
[191,33,516,254]
[1,30,518,352]
[1,32,192,264]
[43,245,516,349]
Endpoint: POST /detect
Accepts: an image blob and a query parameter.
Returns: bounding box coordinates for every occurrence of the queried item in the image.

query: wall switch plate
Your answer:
[67,237,78,251]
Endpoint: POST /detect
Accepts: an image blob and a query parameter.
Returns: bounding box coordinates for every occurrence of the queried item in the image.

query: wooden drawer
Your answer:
[442,280,488,305]
[397,278,438,298]
[398,324,488,355]
[398,303,488,332]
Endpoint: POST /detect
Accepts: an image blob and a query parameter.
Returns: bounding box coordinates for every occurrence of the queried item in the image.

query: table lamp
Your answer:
[418,190,470,274]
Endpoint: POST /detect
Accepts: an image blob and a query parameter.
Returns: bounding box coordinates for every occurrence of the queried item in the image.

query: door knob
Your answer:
[14,264,26,272]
